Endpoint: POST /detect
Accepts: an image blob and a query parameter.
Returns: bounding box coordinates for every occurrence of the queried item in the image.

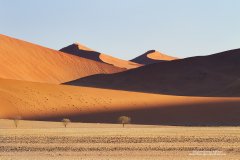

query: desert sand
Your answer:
[0,78,239,125]
[69,48,240,97]
[60,43,141,69]
[0,120,239,160]
[0,34,124,84]
[0,33,239,159]
[131,50,177,65]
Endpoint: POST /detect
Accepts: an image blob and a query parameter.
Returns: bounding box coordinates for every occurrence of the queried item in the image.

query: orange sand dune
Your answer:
[60,43,141,69]
[68,48,240,97]
[131,50,177,65]
[0,34,124,84]
[0,78,239,126]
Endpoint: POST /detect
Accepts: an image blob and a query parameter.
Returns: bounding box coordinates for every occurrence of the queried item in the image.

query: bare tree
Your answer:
[13,116,21,128]
[62,118,71,128]
[118,116,131,128]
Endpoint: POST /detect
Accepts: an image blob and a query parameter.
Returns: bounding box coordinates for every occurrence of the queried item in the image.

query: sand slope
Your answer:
[131,50,177,65]
[60,43,141,69]
[68,48,240,97]
[0,34,124,84]
[0,78,240,125]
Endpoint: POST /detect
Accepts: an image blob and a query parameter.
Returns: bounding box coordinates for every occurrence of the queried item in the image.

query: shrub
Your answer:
[13,116,21,128]
[62,118,71,128]
[118,116,131,128]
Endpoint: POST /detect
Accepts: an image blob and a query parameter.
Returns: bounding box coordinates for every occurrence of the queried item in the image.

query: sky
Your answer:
[1,0,240,60]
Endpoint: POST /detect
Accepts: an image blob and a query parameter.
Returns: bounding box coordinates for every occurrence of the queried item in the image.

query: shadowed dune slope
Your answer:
[0,78,240,125]
[60,43,141,69]
[131,50,178,65]
[0,34,124,84]
[67,48,240,97]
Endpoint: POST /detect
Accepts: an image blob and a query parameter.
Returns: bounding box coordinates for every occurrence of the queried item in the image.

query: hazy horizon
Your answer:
[1,0,240,60]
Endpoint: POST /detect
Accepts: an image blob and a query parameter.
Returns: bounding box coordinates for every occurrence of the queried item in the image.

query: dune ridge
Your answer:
[60,43,141,69]
[131,50,177,65]
[0,34,124,84]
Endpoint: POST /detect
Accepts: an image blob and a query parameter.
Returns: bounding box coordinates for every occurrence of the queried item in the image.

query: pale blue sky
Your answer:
[1,0,240,59]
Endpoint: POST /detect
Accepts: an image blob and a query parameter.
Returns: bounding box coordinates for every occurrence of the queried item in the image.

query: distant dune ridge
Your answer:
[0,34,124,84]
[0,78,240,125]
[67,48,240,97]
[131,50,178,65]
[60,43,141,69]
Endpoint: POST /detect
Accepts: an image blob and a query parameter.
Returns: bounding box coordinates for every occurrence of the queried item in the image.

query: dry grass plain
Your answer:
[0,119,239,160]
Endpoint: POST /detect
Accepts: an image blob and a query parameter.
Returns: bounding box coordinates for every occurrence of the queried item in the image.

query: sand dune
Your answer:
[131,50,177,65]
[0,78,239,125]
[60,43,141,69]
[0,34,124,84]
[68,48,240,97]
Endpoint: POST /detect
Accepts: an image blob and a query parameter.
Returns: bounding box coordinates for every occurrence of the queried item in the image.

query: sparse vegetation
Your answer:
[0,121,239,159]
[0,120,239,159]
[13,116,21,128]
[118,116,131,127]
[62,118,71,128]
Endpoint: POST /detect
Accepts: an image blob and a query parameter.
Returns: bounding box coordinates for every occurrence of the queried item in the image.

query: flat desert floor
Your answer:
[0,119,239,160]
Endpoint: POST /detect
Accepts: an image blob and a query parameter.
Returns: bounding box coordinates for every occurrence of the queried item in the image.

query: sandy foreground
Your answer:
[0,120,239,160]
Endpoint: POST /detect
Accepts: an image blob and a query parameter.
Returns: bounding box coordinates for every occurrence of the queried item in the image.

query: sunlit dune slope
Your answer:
[0,34,124,84]
[67,48,240,97]
[60,43,141,69]
[0,78,239,125]
[131,50,177,65]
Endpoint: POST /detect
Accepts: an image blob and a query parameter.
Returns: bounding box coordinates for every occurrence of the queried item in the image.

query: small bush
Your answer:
[62,118,71,128]
[118,116,131,128]
[13,116,21,128]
